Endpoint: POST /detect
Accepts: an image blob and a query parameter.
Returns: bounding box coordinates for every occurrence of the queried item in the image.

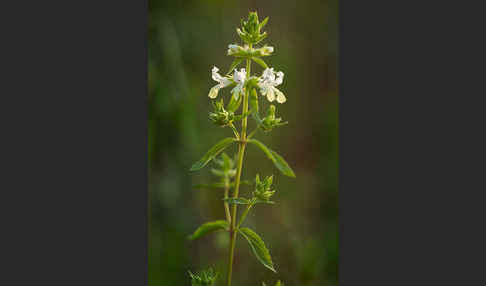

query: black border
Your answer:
[4,0,486,284]
[340,0,485,285]
[3,0,148,284]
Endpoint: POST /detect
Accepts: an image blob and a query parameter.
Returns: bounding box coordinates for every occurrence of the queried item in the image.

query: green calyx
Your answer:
[260,105,288,132]
[236,11,269,45]
[227,44,274,58]
[189,268,218,286]
[253,174,276,201]
[209,99,235,126]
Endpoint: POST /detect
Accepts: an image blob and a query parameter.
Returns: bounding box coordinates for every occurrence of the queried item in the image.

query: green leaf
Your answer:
[248,139,296,178]
[268,149,295,177]
[188,220,229,240]
[252,112,263,126]
[190,138,237,171]
[226,58,244,75]
[254,32,267,44]
[245,77,260,90]
[252,57,269,69]
[227,93,242,112]
[259,17,269,29]
[238,227,276,272]
[255,199,275,205]
[223,197,250,205]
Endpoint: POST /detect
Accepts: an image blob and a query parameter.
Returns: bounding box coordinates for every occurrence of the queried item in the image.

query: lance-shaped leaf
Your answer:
[188,220,229,240]
[252,57,269,69]
[248,139,296,178]
[227,92,242,112]
[259,17,269,29]
[255,199,276,205]
[190,138,237,171]
[223,197,250,205]
[238,227,276,272]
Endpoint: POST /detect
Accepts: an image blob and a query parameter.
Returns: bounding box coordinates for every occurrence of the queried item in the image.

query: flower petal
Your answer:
[209,86,219,99]
[266,88,275,102]
[275,88,286,103]
[275,71,284,86]
[233,68,246,83]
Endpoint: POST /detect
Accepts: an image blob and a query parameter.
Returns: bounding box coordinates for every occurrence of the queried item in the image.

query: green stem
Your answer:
[223,177,231,224]
[226,51,252,286]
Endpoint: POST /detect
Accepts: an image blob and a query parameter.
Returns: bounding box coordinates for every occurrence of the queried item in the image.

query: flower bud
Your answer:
[254,46,274,57]
[227,44,250,57]
[227,44,239,54]
[237,11,268,44]
[189,268,218,286]
[247,12,259,34]
[259,105,287,132]
[253,174,276,202]
[209,99,234,127]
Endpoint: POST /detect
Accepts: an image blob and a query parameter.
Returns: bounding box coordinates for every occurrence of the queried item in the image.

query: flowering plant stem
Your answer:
[223,177,231,224]
[227,53,252,286]
[188,12,295,286]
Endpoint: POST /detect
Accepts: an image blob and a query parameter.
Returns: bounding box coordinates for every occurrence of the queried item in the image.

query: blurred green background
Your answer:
[148,1,338,285]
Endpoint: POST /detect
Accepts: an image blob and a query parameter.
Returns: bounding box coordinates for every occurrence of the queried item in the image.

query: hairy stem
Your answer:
[223,177,231,224]
[226,52,252,286]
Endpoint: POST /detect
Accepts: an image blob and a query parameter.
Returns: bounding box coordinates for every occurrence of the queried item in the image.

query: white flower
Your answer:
[233,68,246,82]
[258,68,286,103]
[209,66,232,99]
[259,46,274,56]
[227,44,240,55]
[263,46,274,54]
[230,68,246,99]
[227,44,251,56]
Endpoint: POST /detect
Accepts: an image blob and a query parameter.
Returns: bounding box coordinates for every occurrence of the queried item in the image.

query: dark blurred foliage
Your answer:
[148,0,338,285]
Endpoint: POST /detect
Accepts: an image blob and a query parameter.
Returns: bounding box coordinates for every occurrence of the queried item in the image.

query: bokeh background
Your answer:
[148,1,338,285]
